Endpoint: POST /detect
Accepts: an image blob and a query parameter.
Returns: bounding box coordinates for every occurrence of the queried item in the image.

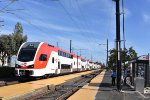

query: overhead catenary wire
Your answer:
[59,1,96,51]
[0,0,18,13]
[74,0,98,44]
[7,12,47,35]
[74,0,103,61]
[122,0,126,49]
[56,0,94,56]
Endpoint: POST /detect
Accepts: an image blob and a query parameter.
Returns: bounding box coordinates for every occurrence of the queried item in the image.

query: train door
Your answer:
[71,63,73,72]
[77,56,79,71]
[57,61,61,74]
[51,55,58,74]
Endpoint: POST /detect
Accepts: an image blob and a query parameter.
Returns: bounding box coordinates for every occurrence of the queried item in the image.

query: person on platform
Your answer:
[123,68,128,85]
[111,69,117,86]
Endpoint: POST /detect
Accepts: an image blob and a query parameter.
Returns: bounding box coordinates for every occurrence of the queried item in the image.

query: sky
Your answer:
[0,0,150,64]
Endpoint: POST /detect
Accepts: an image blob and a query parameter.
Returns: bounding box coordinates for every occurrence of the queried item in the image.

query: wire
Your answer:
[57,0,94,50]
[0,0,18,13]
[122,0,126,49]
[59,1,94,44]
[75,0,98,43]
[7,12,47,34]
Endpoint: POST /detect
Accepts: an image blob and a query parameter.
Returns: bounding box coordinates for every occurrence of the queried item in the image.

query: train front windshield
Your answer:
[18,48,37,62]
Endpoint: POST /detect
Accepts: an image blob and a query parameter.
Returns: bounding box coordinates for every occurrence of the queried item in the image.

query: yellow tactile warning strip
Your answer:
[68,70,106,100]
[0,71,94,99]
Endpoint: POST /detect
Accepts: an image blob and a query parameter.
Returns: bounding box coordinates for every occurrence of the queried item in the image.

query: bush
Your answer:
[0,67,15,78]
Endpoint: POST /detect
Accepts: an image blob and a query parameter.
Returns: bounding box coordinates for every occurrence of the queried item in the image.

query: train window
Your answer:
[39,54,47,61]
[61,52,63,56]
[74,61,75,65]
[61,64,71,69]
[58,51,60,55]
[58,50,73,59]
[63,53,65,57]
[58,61,60,69]
[63,52,65,57]
[60,51,62,56]
[71,63,73,68]
[52,57,54,63]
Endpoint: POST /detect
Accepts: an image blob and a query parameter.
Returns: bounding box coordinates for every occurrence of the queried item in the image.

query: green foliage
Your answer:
[108,47,137,68]
[12,22,27,54]
[0,35,12,66]
[0,22,27,66]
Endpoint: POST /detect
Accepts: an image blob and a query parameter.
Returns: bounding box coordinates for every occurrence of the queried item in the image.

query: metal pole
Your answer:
[70,40,72,53]
[80,49,81,57]
[57,42,59,47]
[77,53,78,71]
[115,0,122,91]
[148,53,150,86]
[107,39,108,68]
[122,0,125,49]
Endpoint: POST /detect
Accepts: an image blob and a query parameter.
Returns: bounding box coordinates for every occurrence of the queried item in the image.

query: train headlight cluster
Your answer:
[28,65,34,68]
[15,64,20,68]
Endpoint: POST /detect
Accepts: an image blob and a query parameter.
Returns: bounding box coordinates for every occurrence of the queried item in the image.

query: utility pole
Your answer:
[122,0,126,81]
[91,54,93,61]
[73,48,87,57]
[146,53,150,87]
[113,0,122,91]
[122,0,125,50]
[57,41,59,47]
[79,49,87,57]
[77,52,79,71]
[99,39,109,68]
[70,40,72,53]
[80,49,81,57]
[107,39,108,68]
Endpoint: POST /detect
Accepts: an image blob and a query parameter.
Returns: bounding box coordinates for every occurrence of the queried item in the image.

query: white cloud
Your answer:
[124,8,131,18]
[143,13,150,22]
[0,30,12,34]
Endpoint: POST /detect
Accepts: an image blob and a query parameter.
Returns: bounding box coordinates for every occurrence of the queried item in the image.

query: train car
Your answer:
[86,60,90,70]
[15,42,83,77]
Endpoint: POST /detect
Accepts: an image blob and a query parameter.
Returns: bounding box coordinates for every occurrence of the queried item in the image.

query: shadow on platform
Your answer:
[95,70,147,100]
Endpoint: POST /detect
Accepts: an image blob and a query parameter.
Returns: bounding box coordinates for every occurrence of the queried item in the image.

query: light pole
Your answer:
[99,39,108,68]
[113,0,122,91]
[72,48,87,57]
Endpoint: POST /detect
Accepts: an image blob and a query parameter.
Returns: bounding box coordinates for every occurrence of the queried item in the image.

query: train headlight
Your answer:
[28,65,34,68]
[15,64,20,68]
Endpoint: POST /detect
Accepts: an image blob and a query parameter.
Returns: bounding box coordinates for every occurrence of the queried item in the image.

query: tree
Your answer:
[0,35,12,66]
[108,47,137,69]
[12,22,27,55]
[0,22,27,66]
[128,47,137,60]
[108,48,117,68]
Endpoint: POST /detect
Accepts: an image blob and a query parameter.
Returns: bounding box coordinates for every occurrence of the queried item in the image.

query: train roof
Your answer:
[22,42,41,48]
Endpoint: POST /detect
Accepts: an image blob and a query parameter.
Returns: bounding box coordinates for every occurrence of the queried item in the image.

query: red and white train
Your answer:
[15,42,101,77]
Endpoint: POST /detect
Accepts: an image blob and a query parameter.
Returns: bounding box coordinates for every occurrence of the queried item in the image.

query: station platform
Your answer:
[68,70,150,100]
[0,70,94,100]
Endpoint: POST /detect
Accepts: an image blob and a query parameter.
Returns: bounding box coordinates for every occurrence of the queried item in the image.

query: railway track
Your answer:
[20,70,103,100]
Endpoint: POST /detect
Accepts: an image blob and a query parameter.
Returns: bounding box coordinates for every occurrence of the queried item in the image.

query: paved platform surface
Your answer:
[68,70,106,100]
[95,70,149,100]
[68,70,150,100]
[0,70,94,99]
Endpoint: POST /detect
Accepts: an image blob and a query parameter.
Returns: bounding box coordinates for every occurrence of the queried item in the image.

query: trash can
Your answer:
[135,77,145,93]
